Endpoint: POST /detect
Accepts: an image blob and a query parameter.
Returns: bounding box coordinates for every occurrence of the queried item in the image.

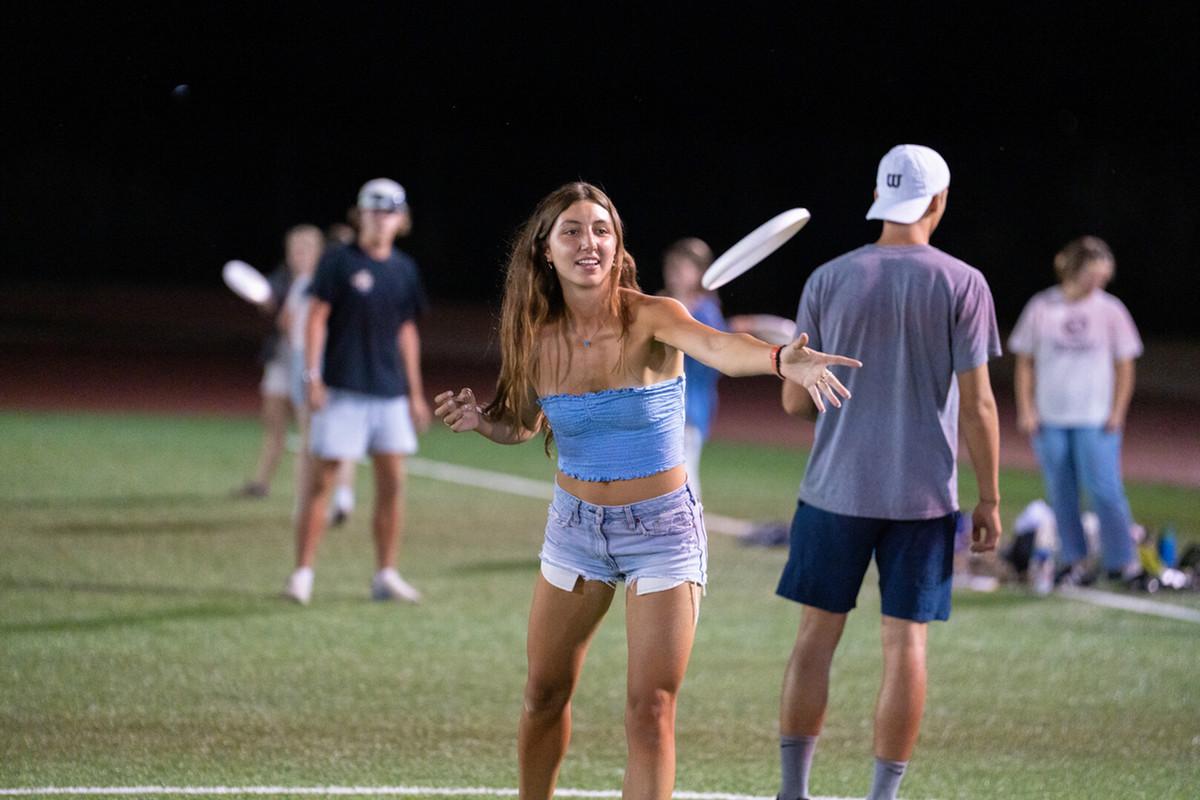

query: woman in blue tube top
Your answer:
[433,182,860,800]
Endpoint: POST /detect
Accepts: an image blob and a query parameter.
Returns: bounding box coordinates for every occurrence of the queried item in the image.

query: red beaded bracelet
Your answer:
[770,345,784,379]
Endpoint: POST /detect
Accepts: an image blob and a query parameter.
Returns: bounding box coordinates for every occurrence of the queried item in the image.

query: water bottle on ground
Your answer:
[1158,525,1177,569]
[1031,547,1054,596]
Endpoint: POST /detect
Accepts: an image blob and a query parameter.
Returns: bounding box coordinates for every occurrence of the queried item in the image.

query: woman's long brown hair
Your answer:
[484,182,640,450]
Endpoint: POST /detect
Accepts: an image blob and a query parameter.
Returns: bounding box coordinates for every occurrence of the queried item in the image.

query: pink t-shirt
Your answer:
[1008,287,1142,427]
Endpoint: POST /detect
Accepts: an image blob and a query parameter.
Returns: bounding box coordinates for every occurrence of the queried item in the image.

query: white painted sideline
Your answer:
[408,458,1200,624]
[1057,586,1200,623]
[0,787,863,800]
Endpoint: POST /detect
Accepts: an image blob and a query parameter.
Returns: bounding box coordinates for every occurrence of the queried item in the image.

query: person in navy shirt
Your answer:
[284,178,431,606]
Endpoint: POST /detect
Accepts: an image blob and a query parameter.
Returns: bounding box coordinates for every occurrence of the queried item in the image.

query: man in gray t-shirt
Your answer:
[774,145,1002,800]
[796,242,1000,519]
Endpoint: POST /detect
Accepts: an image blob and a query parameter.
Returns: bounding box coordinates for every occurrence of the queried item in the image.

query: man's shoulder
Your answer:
[809,244,980,282]
[382,248,421,282]
[812,243,972,273]
[387,247,419,268]
[815,244,873,271]
[917,245,987,281]
[804,246,872,287]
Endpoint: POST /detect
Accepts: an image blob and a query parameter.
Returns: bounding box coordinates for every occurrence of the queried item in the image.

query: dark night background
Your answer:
[3,4,1198,336]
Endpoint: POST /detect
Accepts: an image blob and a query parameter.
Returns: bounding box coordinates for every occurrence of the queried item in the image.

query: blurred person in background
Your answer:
[277,224,338,517]
[1009,235,1147,588]
[658,237,799,499]
[326,219,357,248]
[234,225,325,500]
[285,178,431,606]
[659,237,726,498]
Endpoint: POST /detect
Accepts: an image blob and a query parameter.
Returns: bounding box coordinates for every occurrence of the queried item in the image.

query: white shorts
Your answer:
[310,389,418,460]
[260,357,290,398]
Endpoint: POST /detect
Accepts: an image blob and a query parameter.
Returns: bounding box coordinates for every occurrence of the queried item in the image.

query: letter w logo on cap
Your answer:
[886,174,902,188]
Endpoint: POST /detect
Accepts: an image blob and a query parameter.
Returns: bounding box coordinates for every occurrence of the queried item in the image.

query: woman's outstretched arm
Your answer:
[644,295,861,411]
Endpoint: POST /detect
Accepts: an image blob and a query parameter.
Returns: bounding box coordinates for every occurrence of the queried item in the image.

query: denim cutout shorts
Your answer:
[539,482,708,595]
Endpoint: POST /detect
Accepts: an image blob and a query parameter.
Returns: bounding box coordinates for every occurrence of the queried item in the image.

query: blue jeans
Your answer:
[1032,426,1135,572]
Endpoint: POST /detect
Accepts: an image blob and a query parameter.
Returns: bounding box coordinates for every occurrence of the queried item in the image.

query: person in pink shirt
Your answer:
[1009,235,1145,587]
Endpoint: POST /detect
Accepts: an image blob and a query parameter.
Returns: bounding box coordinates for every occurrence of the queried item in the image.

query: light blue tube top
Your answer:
[537,376,686,482]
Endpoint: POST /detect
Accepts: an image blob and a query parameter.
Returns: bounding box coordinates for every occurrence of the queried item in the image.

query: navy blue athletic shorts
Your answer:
[775,501,957,622]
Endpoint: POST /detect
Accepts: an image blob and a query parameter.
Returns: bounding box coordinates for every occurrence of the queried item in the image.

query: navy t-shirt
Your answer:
[309,244,428,398]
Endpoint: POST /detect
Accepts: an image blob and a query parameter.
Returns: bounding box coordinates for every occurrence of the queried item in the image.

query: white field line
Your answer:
[1057,585,1200,623]
[0,787,862,799]
[409,457,1200,624]
[408,459,553,502]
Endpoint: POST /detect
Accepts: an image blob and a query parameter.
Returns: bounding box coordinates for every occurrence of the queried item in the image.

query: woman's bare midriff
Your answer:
[556,464,688,506]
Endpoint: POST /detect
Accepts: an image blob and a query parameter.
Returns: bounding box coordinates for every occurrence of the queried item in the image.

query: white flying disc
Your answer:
[222,260,272,304]
[728,313,798,345]
[701,208,811,290]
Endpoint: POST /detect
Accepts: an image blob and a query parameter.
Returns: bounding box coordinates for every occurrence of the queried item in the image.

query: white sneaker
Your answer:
[284,567,314,605]
[371,568,421,604]
[328,487,355,527]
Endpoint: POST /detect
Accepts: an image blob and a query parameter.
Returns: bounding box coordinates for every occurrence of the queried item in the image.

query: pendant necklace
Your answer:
[573,317,606,348]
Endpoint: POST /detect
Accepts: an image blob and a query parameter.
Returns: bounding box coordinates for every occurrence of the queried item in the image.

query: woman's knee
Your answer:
[625,687,677,737]
[522,674,574,718]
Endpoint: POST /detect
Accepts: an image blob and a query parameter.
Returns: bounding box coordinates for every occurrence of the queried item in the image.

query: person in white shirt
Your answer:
[236,224,325,500]
[1008,235,1144,586]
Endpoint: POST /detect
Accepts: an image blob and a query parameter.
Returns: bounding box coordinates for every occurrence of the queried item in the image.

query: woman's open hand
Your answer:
[779,332,863,413]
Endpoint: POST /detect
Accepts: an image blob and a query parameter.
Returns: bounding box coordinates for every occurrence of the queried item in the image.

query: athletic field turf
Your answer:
[2,411,1197,798]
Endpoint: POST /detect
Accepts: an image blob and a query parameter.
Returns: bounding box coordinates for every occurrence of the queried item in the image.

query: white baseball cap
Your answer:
[865,145,950,224]
[357,178,408,212]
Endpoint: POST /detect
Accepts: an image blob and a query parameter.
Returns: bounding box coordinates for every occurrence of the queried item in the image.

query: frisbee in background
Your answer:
[727,313,797,345]
[701,208,811,290]
[222,260,272,304]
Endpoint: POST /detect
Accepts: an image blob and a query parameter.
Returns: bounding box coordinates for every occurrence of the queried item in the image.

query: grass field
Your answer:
[1,411,1198,799]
